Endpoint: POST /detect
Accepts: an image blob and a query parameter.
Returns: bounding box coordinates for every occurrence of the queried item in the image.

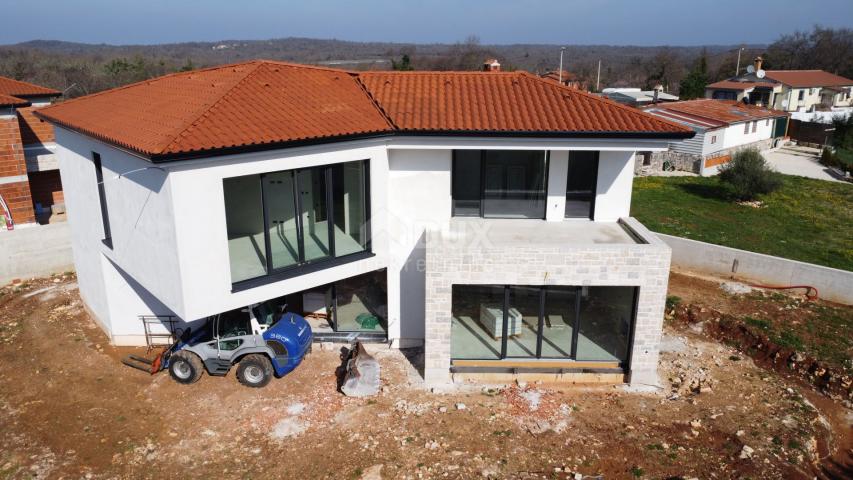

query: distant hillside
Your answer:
[0,37,766,98]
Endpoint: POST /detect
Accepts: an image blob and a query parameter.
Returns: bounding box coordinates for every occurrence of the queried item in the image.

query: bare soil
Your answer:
[0,273,850,479]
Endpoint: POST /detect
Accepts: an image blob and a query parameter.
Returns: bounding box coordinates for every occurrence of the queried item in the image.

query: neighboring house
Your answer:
[540,70,587,90]
[0,76,63,227]
[601,87,679,107]
[37,60,694,386]
[643,99,789,176]
[705,57,853,113]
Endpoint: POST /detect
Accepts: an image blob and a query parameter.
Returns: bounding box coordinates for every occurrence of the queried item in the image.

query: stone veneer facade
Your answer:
[423,217,672,386]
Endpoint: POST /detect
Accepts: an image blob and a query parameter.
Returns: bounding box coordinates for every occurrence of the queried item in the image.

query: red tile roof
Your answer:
[765,70,853,88]
[0,76,60,98]
[361,71,686,135]
[37,61,393,157]
[37,60,693,160]
[0,93,29,108]
[706,80,777,90]
[645,99,787,128]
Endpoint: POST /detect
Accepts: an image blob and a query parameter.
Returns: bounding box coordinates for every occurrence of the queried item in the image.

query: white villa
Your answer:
[37,60,694,385]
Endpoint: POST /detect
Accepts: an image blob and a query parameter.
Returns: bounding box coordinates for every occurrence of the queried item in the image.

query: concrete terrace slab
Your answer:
[436,218,640,250]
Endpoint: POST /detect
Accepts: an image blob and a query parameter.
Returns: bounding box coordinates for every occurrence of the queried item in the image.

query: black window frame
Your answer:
[564,150,599,220]
[92,152,112,249]
[450,284,639,367]
[227,159,372,292]
[451,150,550,219]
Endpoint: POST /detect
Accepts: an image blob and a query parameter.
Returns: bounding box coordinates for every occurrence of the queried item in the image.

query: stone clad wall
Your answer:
[635,138,779,176]
[423,217,671,386]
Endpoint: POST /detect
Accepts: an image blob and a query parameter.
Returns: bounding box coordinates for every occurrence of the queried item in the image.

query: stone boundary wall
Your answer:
[424,217,672,386]
[658,233,852,305]
[635,138,779,176]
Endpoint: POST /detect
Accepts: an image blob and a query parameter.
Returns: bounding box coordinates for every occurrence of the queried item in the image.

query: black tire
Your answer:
[168,351,203,384]
[236,354,273,388]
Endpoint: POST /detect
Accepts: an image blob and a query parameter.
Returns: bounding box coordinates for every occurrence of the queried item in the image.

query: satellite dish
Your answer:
[747,65,755,74]
[756,69,766,79]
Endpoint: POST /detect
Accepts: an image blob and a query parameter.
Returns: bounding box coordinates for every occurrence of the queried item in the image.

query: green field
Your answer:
[631,176,853,271]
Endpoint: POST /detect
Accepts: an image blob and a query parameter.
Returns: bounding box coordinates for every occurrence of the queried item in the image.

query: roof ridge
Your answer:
[360,70,523,76]
[518,71,692,133]
[160,62,267,154]
[353,74,399,131]
[253,58,357,75]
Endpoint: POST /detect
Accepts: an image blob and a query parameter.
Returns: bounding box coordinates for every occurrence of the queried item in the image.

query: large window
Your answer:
[224,160,370,285]
[452,150,548,219]
[451,284,637,364]
[565,151,599,219]
[92,152,112,248]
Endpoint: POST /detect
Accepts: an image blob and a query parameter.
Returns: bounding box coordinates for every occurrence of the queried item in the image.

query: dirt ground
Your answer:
[0,273,851,479]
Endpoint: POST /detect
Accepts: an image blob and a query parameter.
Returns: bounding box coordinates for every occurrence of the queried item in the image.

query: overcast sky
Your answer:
[2,0,852,46]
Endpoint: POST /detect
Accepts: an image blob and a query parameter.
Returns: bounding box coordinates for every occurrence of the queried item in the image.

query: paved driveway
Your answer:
[764,146,847,183]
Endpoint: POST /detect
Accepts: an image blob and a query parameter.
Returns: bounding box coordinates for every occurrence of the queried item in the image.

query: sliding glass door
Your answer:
[565,151,599,219]
[450,284,637,363]
[224,159,370,285]
[452,150,548,219]
[298,168,331,262]
[264,171,300,270]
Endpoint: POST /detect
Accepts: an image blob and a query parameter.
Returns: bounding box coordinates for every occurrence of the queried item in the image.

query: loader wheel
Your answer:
[236,354,273,388]
[168,351,203,384]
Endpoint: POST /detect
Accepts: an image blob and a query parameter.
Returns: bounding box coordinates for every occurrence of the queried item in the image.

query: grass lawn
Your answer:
[631,175,853,271]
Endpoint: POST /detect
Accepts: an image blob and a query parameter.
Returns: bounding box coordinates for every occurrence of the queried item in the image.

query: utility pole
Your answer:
[558,47,566,84]
[735,46,744,76]
[596,59,601,92]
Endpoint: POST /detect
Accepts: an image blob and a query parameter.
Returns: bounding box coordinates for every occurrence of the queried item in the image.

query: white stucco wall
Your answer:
[593,150,634,222]
[55,131,671,346]
[385,149,452,346]
[55,127,184,342]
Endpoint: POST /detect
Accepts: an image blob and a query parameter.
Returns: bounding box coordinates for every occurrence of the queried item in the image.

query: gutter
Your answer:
[35,115,696,164]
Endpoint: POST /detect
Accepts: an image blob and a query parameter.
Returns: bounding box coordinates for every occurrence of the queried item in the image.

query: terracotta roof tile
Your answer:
[646,99,787,128]
[37,60,693,160]
[0,76,60,98]
[764,70,853,88]
[0,93,29,108]
[359,71,688,135]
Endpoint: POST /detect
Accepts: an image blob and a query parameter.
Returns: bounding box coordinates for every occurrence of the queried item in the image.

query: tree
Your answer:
[678,50,708,99]
[718,148,782,201]
[767,26,853,79]
[391,54,413,71]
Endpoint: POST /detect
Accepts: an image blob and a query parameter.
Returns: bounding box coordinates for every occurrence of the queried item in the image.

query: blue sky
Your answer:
[3,0,852,46]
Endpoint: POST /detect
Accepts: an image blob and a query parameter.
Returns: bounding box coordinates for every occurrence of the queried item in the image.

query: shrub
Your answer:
[718,148,782,201]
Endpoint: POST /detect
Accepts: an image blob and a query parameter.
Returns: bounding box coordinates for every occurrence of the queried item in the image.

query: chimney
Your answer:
[483,59,501,72]
[753,56,763,73]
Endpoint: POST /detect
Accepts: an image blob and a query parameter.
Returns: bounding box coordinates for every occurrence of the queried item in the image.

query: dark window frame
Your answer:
[564,150,599,220]
[92,152,112,249]
[451,284,639,367]
[227,159,372,291]
[451,150,550,219]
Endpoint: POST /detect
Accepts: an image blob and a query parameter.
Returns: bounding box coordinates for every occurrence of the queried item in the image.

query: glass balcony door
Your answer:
[565,151,599,219]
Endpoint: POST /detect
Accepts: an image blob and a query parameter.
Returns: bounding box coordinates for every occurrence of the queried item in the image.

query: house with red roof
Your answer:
[36,60,695,386]
[0,76,62,228]
[644,98,789,175]
[705,57,853,113]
